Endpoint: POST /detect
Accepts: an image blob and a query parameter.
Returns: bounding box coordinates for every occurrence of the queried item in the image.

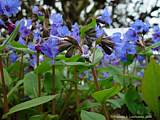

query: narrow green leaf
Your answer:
[10,41,35,53]
[139,41,160,55]
[7,80,23,98]
[23,72,38,98]
[91,48,104,65]
[0,68,12,87]
[2,95,56,119]
[35,59,52,74]
[62,61,91,66]
[80,19,96,38]
[92,84,122,103]
[81,110,105,120]
[0,22,20,50]
[142,59,160,118]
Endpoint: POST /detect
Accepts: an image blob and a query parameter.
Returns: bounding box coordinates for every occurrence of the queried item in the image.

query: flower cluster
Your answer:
[0,2,159,72]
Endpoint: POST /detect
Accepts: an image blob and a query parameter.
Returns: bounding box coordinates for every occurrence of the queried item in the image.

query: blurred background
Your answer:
[22,0,160,28]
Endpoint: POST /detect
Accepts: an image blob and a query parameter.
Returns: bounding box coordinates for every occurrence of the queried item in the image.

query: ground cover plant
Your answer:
[0,0,160,120]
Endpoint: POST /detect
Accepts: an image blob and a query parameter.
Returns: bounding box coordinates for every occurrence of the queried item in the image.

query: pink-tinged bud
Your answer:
[35,43,41,52]
[6,21,15,34]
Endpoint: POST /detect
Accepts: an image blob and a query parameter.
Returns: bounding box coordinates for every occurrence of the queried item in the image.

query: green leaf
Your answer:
[23,72,38,98]
[10,41,35,53]
[139,41,160,55]
[62,61,91,66]
[0,68,12,87]
[92,84,122,103]
[0,22,20,50]
[80,101,101,110]
[35,59,52,74]
[80,19,96,38]
[7,80,23,98]
[55,54,80,62]
[125,87,148,115]
[2,95,56,119]
[91,48,104,65]
[142,59,160,118]
[81,110,105,120]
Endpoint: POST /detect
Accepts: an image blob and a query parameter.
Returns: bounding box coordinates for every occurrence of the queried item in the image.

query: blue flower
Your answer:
[50,24,59,36]
[95,25,104,38]
[0,19,5,26]
[0,0,21,17]
[0,2,3,14]
[9,52,18,63]
[33,29,41,41]
[111,32,121,43]
[29,55,44,68]
[40,37,59,60]
[102,52,120,66]
[152,31,160,43]
[131,19,149,33]
[71,23,80,43]
[103,72,109,78]
[49,13,63,26]
[118,40,136,62]
[98,8,112,25]
[18,37,25,45]
[123,43,136,55]
[153,24,159,32]
[57,25,70,37]
[125,29,139,42]
[32,6,42,16]
[19,18,32,37]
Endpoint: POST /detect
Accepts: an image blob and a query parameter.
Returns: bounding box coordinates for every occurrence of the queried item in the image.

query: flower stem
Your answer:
[0,55,9,113]
[91,67,110,120]
[52,65,56,114]
[74,66,80,119]
[19,52,24,80]
[36,51,42,112]
[91,67,100,91]
[91,43,110,120]
[36,51,41,97]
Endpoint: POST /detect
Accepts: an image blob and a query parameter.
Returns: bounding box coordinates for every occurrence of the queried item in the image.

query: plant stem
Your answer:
[91,67,100,91]
[36,51,41,97]
[91,67,110,120]
[19,52,24,80]
[52,65,56,114]
[123,65,126,89]
[36,51,43,112]
[91,43,110,119]
[74,66,80,119]
[0,55,9,113]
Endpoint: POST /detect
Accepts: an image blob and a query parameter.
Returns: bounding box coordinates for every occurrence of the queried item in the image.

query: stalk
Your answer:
[91,42,110,120]
[19,51,24,80]
[91,68,110,120]
[74,66,80,119]
[0,55,9,113]
[36,51,42,112]
[122,65,126,89]
[36,51,41,97]
[51,65,56,114]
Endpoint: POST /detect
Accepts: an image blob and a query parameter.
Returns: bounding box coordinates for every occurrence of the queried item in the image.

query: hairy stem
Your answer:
[52,65,56,114]
[36,52,41,97]
[36,51,42,112]
[91,67,100,91]
[91,43,110,120]
[0,56,9,113]
[74,66,80,119]
[91,67,110,120]
[19,52,24,80]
